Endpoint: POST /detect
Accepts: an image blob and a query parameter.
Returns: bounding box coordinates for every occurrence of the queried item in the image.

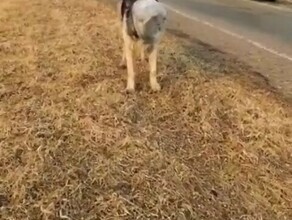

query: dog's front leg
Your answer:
[124,36,135,92]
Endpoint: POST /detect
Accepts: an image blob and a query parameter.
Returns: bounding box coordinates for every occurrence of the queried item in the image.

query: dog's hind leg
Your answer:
[148,44,160,91]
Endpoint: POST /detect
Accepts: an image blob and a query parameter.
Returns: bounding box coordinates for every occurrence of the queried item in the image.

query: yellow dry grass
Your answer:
[0,0,291,219]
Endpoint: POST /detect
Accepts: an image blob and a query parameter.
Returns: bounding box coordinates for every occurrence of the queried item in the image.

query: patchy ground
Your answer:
[0,0,291,219]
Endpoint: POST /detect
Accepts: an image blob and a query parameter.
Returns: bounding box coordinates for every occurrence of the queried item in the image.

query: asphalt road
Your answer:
[161,0,292,99]
[164,0,292,44]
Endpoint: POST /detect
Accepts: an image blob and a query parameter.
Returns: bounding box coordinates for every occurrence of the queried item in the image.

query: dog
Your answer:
[118,0,167,92]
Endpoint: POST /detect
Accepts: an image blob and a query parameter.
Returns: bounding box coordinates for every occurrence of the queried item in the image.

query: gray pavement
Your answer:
[161,0,292,100]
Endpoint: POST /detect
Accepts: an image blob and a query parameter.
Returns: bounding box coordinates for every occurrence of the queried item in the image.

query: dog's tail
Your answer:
[133,0,167,43]
[141,13,166,43]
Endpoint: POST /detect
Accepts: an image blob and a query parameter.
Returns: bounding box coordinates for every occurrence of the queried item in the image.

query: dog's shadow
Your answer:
[156,28,274,94]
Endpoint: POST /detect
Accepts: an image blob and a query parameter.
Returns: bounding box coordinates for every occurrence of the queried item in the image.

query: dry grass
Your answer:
[0,0,291,219]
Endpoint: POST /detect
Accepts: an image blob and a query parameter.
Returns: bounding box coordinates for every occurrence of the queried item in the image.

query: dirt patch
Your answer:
[0,0,291,219]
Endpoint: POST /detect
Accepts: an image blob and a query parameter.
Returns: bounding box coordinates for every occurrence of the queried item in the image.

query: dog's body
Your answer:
[118,0,167,92]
